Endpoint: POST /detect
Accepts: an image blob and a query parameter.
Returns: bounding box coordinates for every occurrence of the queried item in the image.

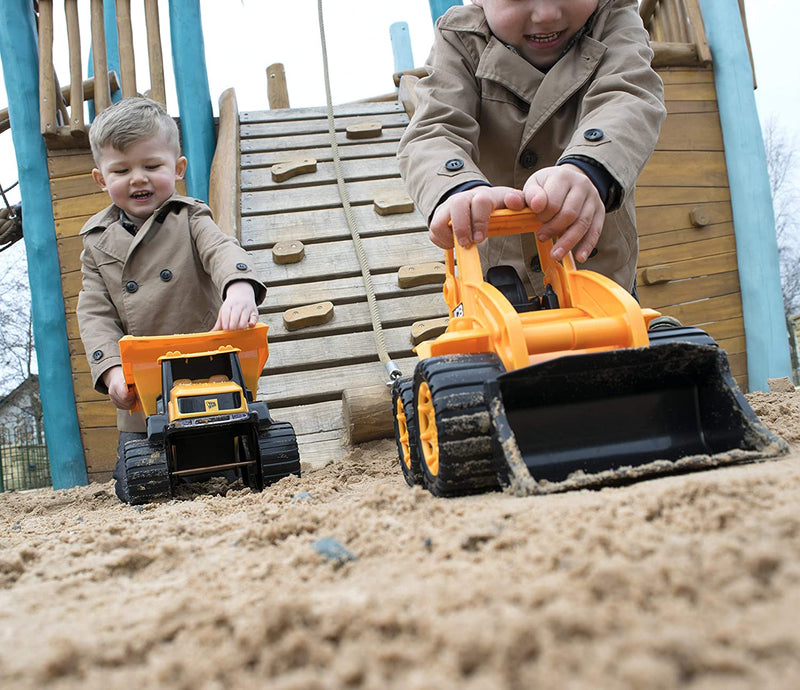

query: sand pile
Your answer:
[1,390,799,689]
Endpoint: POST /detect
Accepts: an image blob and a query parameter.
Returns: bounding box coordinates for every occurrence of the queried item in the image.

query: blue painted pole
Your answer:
[698,0,792,390]
[168,0,215,202]
[428,0,462,24]
[0,1,88,488]
[390,22,414,73]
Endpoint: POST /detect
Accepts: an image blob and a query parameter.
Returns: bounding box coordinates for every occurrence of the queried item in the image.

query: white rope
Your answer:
[316,0,401,382]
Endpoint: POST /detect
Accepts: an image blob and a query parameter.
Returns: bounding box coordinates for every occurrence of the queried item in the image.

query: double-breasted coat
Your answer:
[398,0,666,294]
[77,194,267,432]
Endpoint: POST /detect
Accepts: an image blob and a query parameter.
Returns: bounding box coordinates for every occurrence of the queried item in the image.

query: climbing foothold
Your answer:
[374,195,415,216]
[410,317,449,345]
[283,301,334,331]
[271,157,317,182]
[272,240,306,264]
[346,122,382,139]
[398,262,446,288]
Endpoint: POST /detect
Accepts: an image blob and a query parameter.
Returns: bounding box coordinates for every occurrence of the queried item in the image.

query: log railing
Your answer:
[639,0,712,67]
[38,0,166,147]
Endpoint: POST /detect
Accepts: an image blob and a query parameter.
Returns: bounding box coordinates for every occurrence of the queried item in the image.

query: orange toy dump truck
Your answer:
[119,324,299,504]
[392,209,787,497]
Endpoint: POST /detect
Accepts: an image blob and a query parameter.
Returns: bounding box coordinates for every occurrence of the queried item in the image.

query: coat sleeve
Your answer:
[397,22,490,223]
[560,0,667,204]
[187,202,267,305]
[76,240,126,393]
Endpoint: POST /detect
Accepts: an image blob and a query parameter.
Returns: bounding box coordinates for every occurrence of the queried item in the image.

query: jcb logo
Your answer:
[205,399,219,412]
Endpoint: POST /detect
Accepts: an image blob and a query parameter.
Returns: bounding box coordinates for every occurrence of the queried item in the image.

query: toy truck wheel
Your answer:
[392,376,423,486]
[258,421,301,488]
[413,354,505,497]
[123,438,171,505]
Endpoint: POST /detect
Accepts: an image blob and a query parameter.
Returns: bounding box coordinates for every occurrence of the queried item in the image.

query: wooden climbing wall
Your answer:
[237,101,446,468]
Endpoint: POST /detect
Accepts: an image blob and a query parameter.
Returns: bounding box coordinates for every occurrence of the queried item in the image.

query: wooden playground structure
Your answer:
[0,0,791,486]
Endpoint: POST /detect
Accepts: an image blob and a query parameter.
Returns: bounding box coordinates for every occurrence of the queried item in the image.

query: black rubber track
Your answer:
[413,354,505,497]
[258,421,301,487]
[392,376,423,487]
[123,438,172,505]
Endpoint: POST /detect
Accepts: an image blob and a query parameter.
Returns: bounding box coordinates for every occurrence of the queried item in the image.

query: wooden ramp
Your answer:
[237,101,446,468]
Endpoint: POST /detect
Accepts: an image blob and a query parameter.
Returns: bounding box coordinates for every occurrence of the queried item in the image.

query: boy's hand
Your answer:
[523,165,606,263]
[102,366,137,411]
[214,280,258,331]
[429,185,526,249]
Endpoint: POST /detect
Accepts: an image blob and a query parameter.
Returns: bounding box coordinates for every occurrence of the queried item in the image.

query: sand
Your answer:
[1,390,799,690]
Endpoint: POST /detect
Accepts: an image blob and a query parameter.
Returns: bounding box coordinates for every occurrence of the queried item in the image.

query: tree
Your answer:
[0,241,36,397]
[762,116,800,377]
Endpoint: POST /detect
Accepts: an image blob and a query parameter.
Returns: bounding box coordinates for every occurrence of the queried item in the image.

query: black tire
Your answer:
[258,421,301,488]
[648,323,718,348]
[413,354,505,497]
[123,438,172,505]
[392,376,423,487]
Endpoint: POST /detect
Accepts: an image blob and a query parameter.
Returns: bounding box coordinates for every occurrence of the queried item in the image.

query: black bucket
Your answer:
[486,342,785,487]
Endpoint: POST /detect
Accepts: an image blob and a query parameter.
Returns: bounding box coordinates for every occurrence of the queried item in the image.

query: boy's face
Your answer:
[92,132,187,226]
[474,0,598,69]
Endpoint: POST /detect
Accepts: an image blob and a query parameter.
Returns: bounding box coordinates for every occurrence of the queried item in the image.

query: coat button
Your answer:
[125,280,139,293]
[160,269,173,282]
[92,349,103,361]
[444,158,464,171]
[519,149,538,169]
[236,262,248,271]
[584,128,604,141]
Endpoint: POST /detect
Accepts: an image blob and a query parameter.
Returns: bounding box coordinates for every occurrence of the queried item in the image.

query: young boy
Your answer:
[77,97,267,501]
[398,0,667,296]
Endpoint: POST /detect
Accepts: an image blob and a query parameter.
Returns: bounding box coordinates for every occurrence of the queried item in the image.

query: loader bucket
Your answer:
[486,341,788,494]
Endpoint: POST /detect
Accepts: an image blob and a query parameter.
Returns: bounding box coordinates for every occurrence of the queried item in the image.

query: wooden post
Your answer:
[90,0,111,112]
[390,22,414,73]
[65,0,86,134]
[697,0,792,390]
[0,0,88,488]
[37,0,57,136]
[115,0,137,98]
[342,384,395,445]
[144,0,166,105]
[266,63,290,110]
[169,0,215,201]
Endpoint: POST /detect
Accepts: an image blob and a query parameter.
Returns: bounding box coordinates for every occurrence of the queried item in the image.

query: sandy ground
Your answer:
[1,390,799,690]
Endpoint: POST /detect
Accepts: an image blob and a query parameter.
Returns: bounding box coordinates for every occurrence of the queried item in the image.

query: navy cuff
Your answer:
[430,180,492,223]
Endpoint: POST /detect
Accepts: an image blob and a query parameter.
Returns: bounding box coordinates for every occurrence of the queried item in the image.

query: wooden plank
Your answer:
[635,186,730,207]
[240,112,409,140]
[704,316,745,341]
[62,269,82,300]
[56,234,84,271]
[52,191,109,219]
[241,203,427,248]
[665,100,718,115]
[240,128,404,155]
[242,156,404,191]
[663,81,717,101]
[50,172,97,199]
[638,234,737,266]
[655,111,723,151]
[657,68,714,84]
[637,270,741,309]
[250,232,443,285]
[81,426,119,474]
[261,271,442,312]
[242,178,414,215]
[240,101,404,123]
[262,292,448,341]
[54,215,89,238]
[258,355,420,409]
[241,140,401,168]
[48,151,94,177]
[76,400,117,428]
[638,221,733,252]
[637,150,728,187]
[664,293,743,326]
[636,201,732,236]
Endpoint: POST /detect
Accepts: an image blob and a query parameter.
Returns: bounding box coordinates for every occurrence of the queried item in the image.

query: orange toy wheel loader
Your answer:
[392,209,787,497]
[118,323,299,504]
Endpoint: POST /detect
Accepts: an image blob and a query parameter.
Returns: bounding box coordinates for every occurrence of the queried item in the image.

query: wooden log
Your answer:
[64,0,85,135]
[342,383,395,445]
[398,74,420,117]
[267,63,290,109]
[208,88,239,238]
[38,0,57,137]
[144,0,166,105]
[90,0,111,113]
[651,42,700,68]
[115,0,137,97]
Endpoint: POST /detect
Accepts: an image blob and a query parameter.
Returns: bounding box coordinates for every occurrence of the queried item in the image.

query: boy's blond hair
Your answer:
[89,97,181,164]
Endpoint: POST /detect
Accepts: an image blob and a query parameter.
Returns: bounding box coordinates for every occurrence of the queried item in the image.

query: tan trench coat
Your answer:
[398,0,666,293]
[77,194,267,432]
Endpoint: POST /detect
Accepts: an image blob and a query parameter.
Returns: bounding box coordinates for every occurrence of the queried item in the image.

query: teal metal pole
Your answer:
[390,22,414,72]
[429,0,462,24]
[168,0,215,202]
[698,0,792,390]
[0,1,88,488]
